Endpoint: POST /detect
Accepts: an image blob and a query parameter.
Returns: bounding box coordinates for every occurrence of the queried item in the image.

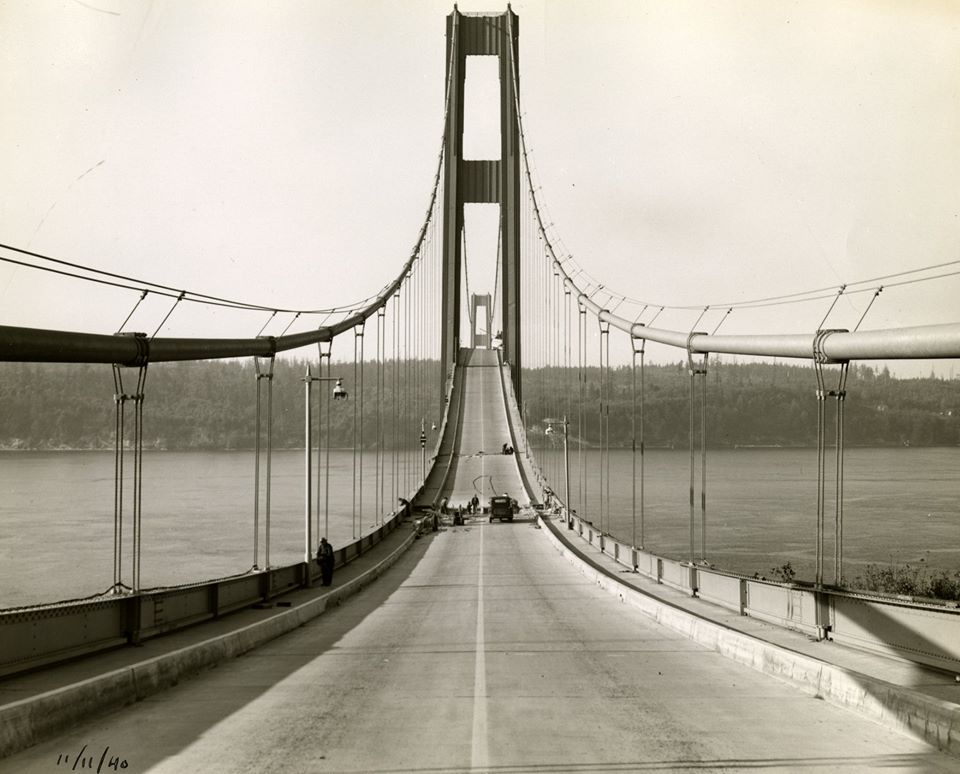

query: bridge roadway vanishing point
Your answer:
[2,349,958,772]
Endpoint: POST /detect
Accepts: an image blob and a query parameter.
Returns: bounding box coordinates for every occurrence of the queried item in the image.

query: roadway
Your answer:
[4,349,957,772]
[441,348,526,511]
[6,516,954,772]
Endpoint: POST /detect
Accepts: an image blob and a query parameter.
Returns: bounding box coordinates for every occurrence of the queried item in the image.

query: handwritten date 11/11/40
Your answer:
[56,744,128,771]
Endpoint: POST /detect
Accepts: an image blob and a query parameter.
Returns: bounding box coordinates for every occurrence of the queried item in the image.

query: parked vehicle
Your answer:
[489,495,514,522]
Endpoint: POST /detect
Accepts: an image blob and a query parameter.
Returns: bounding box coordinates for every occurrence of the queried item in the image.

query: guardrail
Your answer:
[567,513,960,673]
[0,512,410,678]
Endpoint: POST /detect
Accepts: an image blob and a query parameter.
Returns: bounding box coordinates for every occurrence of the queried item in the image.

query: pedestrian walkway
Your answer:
[0,519,418,759]
[537,509,960,757]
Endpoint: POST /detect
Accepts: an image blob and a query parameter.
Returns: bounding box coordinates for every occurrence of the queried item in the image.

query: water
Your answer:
[1,447,957,608]
[0,449,423,608]
[534,446,960,585]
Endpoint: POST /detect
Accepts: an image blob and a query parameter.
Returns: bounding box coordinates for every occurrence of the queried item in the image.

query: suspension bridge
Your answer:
[2,6,960,772]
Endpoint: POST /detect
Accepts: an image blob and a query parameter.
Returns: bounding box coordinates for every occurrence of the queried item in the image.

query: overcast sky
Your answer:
[1,0,958,375]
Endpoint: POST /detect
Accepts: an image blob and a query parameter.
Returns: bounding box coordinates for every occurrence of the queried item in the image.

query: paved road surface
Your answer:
[7,518,955,772]
[442,348,526,511]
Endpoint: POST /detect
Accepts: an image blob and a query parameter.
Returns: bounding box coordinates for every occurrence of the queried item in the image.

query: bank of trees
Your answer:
[0,359,957,450]
[521,360,960,449]
[0,359,443,450]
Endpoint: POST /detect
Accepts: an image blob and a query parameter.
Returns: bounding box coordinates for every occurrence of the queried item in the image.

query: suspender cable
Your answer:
[632,331,646,550]
[132,365,146,592]
[252,352,275,570]
[835,363,849,584]
[352,326,360,540]
[358,323,365,535]
[253,359,261,570]
[639,333,647,549]
[392,292,400,508]
[818,285,846,330]
[319,340,332,540]
[578,302,587,525]
[565,287,572,510]
[376,307,385,524]
[554,272,562,487]
[603,320,610,536]
[265,356,275,569]
[854,287,883,332]
[118,290,148,333]
[150,291,186,339]
[815,356,827,587]
[111,366,125,592]
[597,318,607,536]
[700,354,707,563]
[304,364,314,568]
[403,280,411,494]
[686,333,707,564]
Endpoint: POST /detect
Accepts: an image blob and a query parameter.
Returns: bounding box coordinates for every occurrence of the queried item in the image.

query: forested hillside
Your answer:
[0,359,443,450]
[0,359,957,450]
[522,360,960,448]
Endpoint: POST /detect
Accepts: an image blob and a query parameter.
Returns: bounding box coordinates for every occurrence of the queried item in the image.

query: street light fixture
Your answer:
[543,416,572,530]
[303,367,348,584]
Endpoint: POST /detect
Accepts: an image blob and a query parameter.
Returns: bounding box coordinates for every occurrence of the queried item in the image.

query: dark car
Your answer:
[489,495,514,522]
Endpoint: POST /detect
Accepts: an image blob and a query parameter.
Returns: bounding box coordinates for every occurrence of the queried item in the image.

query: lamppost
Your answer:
[543,416,572,530]
[304,366,348,582]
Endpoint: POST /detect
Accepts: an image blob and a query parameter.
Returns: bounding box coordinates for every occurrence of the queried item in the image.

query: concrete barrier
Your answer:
[538,515,960,758]
[0,529,418,759]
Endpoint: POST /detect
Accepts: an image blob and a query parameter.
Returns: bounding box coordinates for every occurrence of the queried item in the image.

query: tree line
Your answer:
[521,359,960,449]
[0,358,957,450]
[0,359,443,451]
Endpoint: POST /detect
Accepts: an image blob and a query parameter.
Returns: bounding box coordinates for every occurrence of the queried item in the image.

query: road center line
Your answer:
[470,519,488,769]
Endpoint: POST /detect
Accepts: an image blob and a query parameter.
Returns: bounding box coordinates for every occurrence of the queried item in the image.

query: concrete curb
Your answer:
[0,530,417,759]
[537,516,960,758]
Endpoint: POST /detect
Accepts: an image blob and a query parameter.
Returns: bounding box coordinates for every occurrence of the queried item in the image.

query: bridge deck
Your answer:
[2,347,957,770]
[4,513,955,771]
[442,348,526,510]
[3,519,957,772]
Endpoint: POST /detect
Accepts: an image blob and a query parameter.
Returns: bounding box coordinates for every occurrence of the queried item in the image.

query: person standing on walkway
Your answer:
[317,537,335,586]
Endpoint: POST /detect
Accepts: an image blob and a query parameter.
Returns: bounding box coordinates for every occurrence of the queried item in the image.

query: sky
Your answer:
[1,0,958,375]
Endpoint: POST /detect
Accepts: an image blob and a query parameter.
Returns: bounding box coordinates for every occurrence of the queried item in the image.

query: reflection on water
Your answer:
[0,447,957,607]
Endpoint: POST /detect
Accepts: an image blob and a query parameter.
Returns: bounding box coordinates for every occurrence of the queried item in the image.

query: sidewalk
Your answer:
[0,520,419,759]
[537,510,960,758]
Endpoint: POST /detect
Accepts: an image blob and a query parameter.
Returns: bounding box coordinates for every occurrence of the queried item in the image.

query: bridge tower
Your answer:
[469,292,494,348]
[441,6,522,400]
